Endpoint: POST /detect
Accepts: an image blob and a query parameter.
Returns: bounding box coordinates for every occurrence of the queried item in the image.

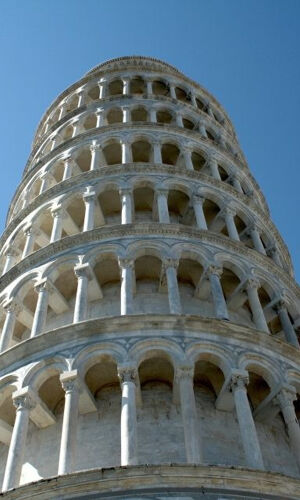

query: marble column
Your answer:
[176,365,202,463]
[276,300,299,347]
[156,188,170,223]
[58,371,80,475]
[231,370,264,470]
[122,77,130,95]
[207,266,229,320]
[77,91,85,107]
[118,365,138,466]
[50,205,64,242]
[153,141,162,164]
[119,258,134,315]
[58,105,66,121]
[96,108,105,128]
[39,172,50,194]
[149,108,157,123]
[246,279,269,333]
[249,224,266,255]
[208,155,221,180]
[120,188,133,224]
[276,386,300,469]
[63,157,73,181]
[198,121,208,138]
[73,264,90,323]
[2,247,17,275]
[192,195,207,230]
[146,80,153,96]
[31,279,50,337]
[83,189,96,231]
[122,106,130,123]
[183,148,194,170]
[224,208,240,241]
[163,258,182,314]
[176,113,183,127]
[267,245,282,267]
[90,143,101,170]
[0,299,20,352]
[22,225,35,259]
[2,389,36,492]
[72,120,81,138]
[169,83,176,99]
[98,80,106,99]
[231,174,243,193]
[122,140,132,164]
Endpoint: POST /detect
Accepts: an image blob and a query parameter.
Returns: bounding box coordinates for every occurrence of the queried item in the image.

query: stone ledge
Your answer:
[0,464,299,499]
[0,315,299,378]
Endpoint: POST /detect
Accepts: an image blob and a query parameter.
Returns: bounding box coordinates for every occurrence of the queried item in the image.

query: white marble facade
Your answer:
[0,56,299,499]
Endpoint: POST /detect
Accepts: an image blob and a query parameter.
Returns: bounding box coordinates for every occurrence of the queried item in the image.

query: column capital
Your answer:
[118,364,138,384]
[162,257,179,270]
[4,246,18,258]
[74,263,92,280]
[51,204,65,218]
[155,187,168,197]
[90,143,101,153]
[230,369,249,391]
[175,364,194,382]
[205,265,223,278]
[83,189,96,202]
[118,257,135,269]
[2,297,21,315]
[63,155,73,164]
[23,223,35,237]
[246,276,261,290]
[60,370,80,393]
[192,193,205,205]
[273,293,289,312]
[34,278,53,294]
[12,387,37,412]
[275,384,297,409]
[119,186,133,196]
[223,206,236,217]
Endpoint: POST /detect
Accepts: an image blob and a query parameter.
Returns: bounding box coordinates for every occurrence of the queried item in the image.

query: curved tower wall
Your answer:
[0,56,299,499]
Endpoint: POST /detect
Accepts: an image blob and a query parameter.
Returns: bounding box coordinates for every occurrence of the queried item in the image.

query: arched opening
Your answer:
[107,108,123,124]
[87,85,100,101]
[177,258,205,315]
[92,256,121,317]
[65,95,78,114]
[203,198,221,228]
[131,107,148,122]
[130,77,145,95]
[138,356,184,463]
[175,87,189,103]
[83,114,97,130]
[47,263,77,329]
[206,129,216,142]
[108,79,123,96]
[103,142,122,165]
[76,148,91,173]
[157,109,172,124]
[82,358,121,468]
[52,161,65,184]
[161,143,180,166]
[182,118,194,130]
[168,189,190,225]
[196,97,205,111]
[133,187,154,222]
[218,165,229,181]
[97,189,121,225]
[191,151,206,172]
[134,255,163,313]
[152,80,169,96]
[132,140,151,163]
[63,196,85,236]
[62,125,73,141]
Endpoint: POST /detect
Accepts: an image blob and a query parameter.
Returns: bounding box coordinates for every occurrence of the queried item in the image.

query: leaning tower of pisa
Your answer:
[0,56,299,499]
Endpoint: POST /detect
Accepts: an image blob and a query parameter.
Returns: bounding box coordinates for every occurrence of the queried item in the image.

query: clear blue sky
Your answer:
[0,0,299,280]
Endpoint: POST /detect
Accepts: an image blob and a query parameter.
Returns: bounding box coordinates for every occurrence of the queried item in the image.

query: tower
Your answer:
[0,55,299,499]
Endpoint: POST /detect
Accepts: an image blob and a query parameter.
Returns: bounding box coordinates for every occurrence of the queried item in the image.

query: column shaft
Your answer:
[120,189,133,224]
[22,227,35,259]
[165,262,182,314]
[250,227,266,255]
[177,368,202,463]
[193,196,207,230]
[0,301,18,352]
[73,265,90,323]
[277,389,300,469]
[224,210,240,241]
[31,281,49,337]
[119,368,137,466]
[50,208,64,242]
[277,305,298,347]
[58,374,80,475]
[119,260,134,315]
[232,373,264,470]
[83,193,96,231]
[157,190,170,223]
[208,268,229,320]
[247,281,269,333]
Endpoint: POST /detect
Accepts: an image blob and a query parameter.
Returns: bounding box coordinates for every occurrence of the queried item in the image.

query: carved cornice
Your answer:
[0,315,299,380]
[3,166,291,274]
[0,224,299,299]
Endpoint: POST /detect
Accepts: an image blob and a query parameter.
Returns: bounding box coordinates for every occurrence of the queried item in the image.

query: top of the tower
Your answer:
[85,56,183,77]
